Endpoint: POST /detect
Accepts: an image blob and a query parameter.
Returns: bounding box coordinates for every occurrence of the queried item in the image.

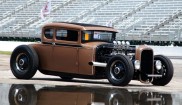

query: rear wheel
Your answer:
[106,55,134,86]
[152,55,173,86]
[10,45,39,79]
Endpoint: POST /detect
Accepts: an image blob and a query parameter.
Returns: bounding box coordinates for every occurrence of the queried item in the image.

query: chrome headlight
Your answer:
[155,60,162,70]
[134,60,140,70]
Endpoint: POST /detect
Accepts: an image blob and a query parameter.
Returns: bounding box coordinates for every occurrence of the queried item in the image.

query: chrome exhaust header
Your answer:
[89,62,107,67]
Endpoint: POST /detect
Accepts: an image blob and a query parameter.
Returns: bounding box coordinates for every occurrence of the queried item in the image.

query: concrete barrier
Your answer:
[149,46,182,58]
[0,41,36,51]
[0,41,182,58]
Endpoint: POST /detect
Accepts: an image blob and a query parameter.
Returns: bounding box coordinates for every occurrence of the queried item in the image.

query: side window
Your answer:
[56,29,67,40]
[44,28,54,39]
[56,29,78,41]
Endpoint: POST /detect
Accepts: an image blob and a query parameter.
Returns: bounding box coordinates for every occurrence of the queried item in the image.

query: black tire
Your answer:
[60,76,73,81]
[9,84,37,105]
[10,45,39,79]
[106,55,134,86]
[152,55,174,86]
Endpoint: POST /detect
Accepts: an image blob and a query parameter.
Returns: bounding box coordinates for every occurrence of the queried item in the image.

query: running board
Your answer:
[147,74,162,77]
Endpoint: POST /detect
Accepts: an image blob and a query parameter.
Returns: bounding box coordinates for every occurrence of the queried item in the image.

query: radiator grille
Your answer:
[140,50,153,81]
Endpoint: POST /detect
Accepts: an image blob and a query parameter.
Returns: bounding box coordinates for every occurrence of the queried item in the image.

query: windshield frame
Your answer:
[81,30,116,43]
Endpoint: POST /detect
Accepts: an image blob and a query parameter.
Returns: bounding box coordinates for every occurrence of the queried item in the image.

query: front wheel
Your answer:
[10,45,39,79]
[152,55,174,86]
[106,55,134,86]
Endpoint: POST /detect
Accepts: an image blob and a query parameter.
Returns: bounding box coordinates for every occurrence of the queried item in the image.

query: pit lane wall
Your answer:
[0,41,36,51]
[149,46,182,59]
[0,41,182,58]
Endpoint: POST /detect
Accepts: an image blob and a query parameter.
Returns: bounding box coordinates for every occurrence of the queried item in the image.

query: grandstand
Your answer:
[0,0,182,45]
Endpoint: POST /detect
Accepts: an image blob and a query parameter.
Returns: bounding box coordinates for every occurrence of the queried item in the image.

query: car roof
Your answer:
[60,22,111,27]
[43,22,118,32]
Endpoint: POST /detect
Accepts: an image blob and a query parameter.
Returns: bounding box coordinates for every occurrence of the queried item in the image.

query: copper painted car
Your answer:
[10,22,174,86]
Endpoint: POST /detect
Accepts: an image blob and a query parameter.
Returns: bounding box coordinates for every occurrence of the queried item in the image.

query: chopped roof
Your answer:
[43,22,118,32]
[52,22,113,28]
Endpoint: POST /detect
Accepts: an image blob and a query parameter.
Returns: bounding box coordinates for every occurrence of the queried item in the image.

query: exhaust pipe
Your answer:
[89,62,107,67]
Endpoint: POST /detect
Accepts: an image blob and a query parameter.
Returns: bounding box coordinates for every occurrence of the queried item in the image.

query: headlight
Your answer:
[134,60,140,70]
[155,60,162,70]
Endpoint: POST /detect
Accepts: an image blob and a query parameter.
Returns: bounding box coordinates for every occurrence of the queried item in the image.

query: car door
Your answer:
[38,27,54,70]
[52,28,79,73]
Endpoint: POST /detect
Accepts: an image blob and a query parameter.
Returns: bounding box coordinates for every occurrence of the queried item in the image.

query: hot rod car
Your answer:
[10,22,173,86]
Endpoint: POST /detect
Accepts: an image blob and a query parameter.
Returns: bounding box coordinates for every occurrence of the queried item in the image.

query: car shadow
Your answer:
[128,84,153,87]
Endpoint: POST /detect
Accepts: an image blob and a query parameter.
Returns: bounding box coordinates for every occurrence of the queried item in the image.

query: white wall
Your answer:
[150,46,182,57]
[0,41,35,51]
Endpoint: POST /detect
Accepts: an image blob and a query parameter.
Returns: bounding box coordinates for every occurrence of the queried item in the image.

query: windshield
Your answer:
[82,31,116,43]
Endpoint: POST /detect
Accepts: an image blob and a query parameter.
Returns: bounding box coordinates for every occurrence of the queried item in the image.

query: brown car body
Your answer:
[10,22,174,86]
[32,23,117,76]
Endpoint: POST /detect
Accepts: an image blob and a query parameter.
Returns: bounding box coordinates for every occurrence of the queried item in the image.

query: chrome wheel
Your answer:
[110,60,126,81]
[155,61,167,78]
[15,53,29,73]
[107,55,134,86]
[152,55,173,86]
